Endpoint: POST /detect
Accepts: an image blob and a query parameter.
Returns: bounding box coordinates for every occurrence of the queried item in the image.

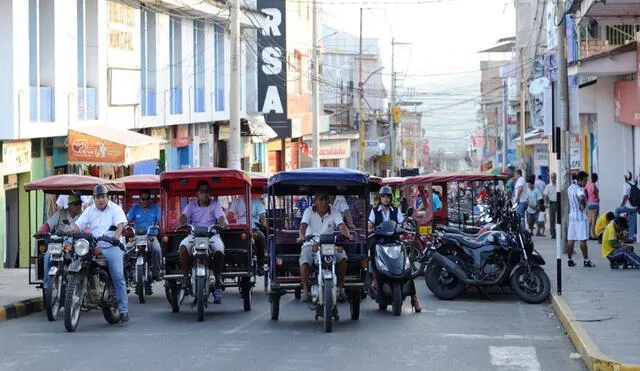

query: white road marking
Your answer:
[436,333,560,341]
[489,346,541,371]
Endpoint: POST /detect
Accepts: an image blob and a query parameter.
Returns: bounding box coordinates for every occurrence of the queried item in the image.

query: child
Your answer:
[594,212,615,243]
[536,200,546,237]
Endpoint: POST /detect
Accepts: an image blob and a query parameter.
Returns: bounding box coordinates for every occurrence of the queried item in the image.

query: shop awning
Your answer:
[242,116,278,143]
[67,127,167,166]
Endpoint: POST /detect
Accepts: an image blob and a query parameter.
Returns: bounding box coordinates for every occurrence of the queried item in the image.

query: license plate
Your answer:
[47,243,63,255]
[321,244,335,255]
[196,265,207,277]
[419,226,432,236]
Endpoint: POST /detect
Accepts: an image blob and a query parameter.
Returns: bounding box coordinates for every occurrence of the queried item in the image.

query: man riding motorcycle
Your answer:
[72,185,129,323]
[38,193,84,291]
[296,190,354,303]
[126,189,162,281]
[178,180,228,304]
[227,193,267,276]
[367,186,422,312]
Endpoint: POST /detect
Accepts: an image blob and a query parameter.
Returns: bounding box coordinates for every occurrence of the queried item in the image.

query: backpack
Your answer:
[627,181,640,207]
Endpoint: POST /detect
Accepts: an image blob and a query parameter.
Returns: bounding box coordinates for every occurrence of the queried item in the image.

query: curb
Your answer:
[0,297,44,322]
[552,294,640,371]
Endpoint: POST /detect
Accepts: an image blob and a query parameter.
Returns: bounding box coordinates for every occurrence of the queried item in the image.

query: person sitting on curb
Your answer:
[594,212,615,244]
[602,217,640,269]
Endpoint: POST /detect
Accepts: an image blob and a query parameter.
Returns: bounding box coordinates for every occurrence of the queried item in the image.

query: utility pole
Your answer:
[555,0,569,295]
[389,38,396,176]
[228,0,241,170]
[519,48,526,174]
[502,80,508,172]
[311,0,320,167]
[358,7,365,172]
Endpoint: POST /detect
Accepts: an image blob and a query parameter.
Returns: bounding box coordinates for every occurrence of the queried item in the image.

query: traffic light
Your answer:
[392,106,401,124]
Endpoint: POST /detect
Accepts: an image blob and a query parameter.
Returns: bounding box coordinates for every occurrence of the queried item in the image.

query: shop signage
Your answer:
[2,140,32,175]
[302,140,351,160]
[107,1,139,67]
[257,0,289,138]
[68,130,125,164]
[172,125,191,148]
[151,128,167,139]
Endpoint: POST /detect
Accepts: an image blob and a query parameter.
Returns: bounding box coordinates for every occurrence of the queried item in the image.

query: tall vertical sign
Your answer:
[257,0,290,138]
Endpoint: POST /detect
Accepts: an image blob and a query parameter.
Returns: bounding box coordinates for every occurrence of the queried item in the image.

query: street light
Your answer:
[359,66,385,171]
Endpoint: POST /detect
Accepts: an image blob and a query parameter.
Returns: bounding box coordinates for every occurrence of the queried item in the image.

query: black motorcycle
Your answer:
[63,232,127,332]
[425,207,550,304]
[368,221,416,316]
[41,232,74,321]
[125,225,159,304]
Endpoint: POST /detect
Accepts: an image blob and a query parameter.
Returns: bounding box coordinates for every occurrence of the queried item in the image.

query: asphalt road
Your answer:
[0,275,585,371]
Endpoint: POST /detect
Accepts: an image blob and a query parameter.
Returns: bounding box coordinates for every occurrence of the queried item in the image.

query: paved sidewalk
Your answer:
[535,236,640,367]
[0,268,43,321]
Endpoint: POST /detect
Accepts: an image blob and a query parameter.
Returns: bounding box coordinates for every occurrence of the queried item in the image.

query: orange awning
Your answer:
[67,127,166,166]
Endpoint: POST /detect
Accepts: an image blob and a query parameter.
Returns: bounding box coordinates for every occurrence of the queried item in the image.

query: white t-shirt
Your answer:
[332,196,350,215]
[229,197,247,224]
[543,183,557,202]
[568,184,586,222]
[623,182,637,209]
[301,205,344,237]
[514,177,527,203]
[75,200,128,247]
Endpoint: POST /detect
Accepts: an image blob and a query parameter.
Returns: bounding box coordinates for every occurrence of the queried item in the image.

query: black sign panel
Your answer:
[257,0,289,138]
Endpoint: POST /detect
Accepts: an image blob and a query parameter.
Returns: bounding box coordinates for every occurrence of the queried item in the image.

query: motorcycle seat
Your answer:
[444,233,489,249]
[438,225,478,238]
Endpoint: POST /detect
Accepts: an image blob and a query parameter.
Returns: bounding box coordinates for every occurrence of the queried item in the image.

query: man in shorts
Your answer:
[567,171,595,267]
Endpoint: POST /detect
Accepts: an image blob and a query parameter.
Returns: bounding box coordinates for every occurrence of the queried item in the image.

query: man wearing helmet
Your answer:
[367,185,422,312]
[73,184,129,323]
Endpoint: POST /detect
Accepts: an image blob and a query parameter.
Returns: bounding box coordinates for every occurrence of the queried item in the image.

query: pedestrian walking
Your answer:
[567,171,595,267]
[543,173,558,239]
[525,176,542,235]
[513,169,527,219]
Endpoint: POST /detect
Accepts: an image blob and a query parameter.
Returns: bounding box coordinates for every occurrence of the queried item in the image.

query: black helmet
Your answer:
[93,184,108,196]
[379,186,393,196]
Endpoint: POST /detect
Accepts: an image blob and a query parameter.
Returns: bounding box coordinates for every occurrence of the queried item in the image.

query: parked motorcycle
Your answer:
[304,234,340,333]
[368,221,415,316]
[63,232,126,332]
[425,206,550,304]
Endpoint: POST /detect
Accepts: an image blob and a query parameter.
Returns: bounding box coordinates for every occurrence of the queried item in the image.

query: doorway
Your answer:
[5,188,19,268]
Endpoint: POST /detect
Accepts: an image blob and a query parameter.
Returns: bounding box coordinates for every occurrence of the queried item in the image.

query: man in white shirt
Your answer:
[535,175,546,196]
[543,173,558,239]
[567,171,595,268]
[73,185,130,322]
[296,190,353,302]
[512,169,527,218]
[332,195,356,229]
[614,172,638,242]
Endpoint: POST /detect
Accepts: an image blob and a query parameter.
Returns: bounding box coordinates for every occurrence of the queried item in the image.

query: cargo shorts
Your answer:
[299,241,347,266]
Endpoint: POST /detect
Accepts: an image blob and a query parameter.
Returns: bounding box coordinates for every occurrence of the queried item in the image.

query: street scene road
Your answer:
[0,272,584,371]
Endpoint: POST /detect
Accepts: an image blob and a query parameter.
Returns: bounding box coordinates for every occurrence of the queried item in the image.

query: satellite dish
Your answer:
[529,77,550,95]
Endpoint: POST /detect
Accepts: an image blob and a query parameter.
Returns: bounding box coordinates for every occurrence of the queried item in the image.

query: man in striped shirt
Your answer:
[567,171,595,267]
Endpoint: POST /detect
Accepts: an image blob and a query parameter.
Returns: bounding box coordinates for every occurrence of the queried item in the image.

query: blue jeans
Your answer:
[43,252,52,289]
[101,245,128,314]
[516,202,528,219]
[615,206,637,240]
[608,247,640,267]
[126,238,162,276]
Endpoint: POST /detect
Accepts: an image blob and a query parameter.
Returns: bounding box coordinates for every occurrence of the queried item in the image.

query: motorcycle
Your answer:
[182,224,220,322]
[42,232,74,321]
[125,225,159,304]
[63,232,126,332]
[304,234,340,333]
[367,221,415,316]
[425,205,550,304]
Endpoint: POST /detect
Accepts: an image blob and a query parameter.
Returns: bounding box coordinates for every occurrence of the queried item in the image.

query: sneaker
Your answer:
[119,312,129,323]
[567,259,576,267]
[213,288,223,304]
[583,260,596,268]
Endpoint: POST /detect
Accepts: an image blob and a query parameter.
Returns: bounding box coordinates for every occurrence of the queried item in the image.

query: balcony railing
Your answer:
[141,89,157,116]
[78,87,97,120]
[579,24,640,59]
[30,87,54,122]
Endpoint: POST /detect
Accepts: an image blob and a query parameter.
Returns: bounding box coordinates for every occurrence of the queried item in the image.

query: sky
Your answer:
[320,0,516,152]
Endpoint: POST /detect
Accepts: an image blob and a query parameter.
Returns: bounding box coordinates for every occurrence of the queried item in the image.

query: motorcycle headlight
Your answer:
[382,245,402,259]
[47,243,63,255]
[74,239,90,256]
[135,235,148,245]
[194,238,209,250]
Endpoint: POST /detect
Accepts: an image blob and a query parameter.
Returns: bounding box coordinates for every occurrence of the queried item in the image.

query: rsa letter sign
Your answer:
[257,0,290,138]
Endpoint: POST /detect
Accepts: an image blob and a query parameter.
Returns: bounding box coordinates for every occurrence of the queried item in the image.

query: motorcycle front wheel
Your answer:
[407,243,425,279]
[425,260,465,300]
[323,280,333,333]
[102,280,121,325]
[510,266,550,304]
[195,276,206,322]
[63,274,86,332]
[136,263,146,304]
[392,282,403,316]
[46,272,62,321]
